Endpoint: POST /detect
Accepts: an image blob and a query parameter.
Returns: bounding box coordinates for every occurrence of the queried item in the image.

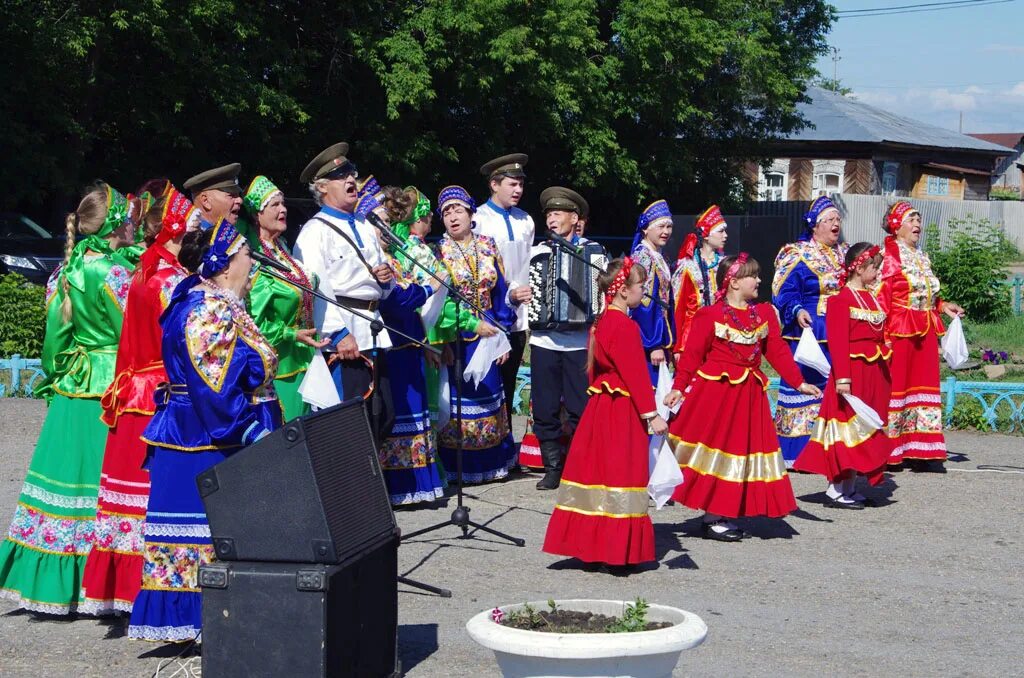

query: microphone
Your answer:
[365,211,403,247]
[250,250,291,273]
[547,229,581,253]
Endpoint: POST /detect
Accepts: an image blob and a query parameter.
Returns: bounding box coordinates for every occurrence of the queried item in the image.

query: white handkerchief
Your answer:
[842,393,885,431]
[463,332,512,388]
[299,352,341,410]
[794,327,831,378]
[419,286,448,330]
[655,363,674,420]
[648,434,684,510]
[437,365,451,430]
[941,316,969,369]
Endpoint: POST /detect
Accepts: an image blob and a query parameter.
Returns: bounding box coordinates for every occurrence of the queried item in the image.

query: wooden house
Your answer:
[967,132,1024,196]
[746,87,1013,202]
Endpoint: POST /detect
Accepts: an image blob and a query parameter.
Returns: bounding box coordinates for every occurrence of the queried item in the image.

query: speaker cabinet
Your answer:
[197,399,397,563]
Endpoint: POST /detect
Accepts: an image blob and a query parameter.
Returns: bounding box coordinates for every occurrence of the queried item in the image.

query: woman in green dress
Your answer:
[0,182,137,613]
[241,175,329,420]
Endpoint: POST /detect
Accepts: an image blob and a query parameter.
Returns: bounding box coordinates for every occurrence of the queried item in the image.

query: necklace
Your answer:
[449,236,481,304]
[847,286,885,330]
[261,239,314,327]
[721,302,763,365]
[200,277,273,355]
[815,239,844,276]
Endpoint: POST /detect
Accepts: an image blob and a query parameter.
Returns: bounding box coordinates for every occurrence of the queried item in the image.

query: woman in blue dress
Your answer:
[630,200,676,385]
[771,196,849,467]
[358,186,448,505]
[128,219,282,642]
[432,186,517,484]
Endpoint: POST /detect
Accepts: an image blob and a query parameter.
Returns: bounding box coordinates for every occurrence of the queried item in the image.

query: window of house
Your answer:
[882,162,899,193]
[926,175,949,196]
[812,172,842,197]
[759,171,787,201]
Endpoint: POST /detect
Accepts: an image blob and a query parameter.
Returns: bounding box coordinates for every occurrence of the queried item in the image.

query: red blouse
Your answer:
[101,245,187,425]
[824,287,892,382]
[672,302,805,393]
[587,307,658,417]
[876,237,945,339]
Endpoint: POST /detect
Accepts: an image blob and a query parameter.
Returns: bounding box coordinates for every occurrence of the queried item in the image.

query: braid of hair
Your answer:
[60,212,77,322]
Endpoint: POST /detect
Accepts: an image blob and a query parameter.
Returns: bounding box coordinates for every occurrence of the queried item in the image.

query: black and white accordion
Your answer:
[527,240,607,331]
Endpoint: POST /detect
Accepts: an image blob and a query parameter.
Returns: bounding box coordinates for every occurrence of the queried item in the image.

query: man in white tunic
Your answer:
[473,153,535,430]
[293,141,396,440]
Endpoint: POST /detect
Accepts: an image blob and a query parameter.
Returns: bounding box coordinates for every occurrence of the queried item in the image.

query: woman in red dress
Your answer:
[876,202,964,472]
[794,243,893,508]
[664,254,821,541]
[79,185,195,615]
[543,258,668,567]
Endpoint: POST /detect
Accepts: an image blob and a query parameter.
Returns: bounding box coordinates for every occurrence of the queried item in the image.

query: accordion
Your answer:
[527,241,607,331]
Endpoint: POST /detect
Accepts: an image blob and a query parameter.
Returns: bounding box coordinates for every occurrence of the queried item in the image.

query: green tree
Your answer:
[0,0,834,231]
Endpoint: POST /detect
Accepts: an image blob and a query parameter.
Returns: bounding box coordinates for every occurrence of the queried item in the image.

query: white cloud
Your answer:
[927,88,978,111]
[982,44,1024,54]
[1002,82,1024,97]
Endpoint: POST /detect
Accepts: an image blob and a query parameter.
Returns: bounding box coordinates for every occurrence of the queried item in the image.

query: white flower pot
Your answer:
[465,599,708,678]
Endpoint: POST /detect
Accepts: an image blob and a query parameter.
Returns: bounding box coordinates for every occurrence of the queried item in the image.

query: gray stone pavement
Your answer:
[1,397,1022,677]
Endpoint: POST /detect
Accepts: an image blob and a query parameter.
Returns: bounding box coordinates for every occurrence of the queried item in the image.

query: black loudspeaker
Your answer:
[199,536,400,678]
[197,399,397,563]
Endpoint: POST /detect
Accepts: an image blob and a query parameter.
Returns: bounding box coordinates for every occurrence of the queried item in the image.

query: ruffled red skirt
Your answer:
[668,375,796,518]
[887,332,946,463]
[543,390,654,565]
[794,356,892,484]
[80,412,151,615]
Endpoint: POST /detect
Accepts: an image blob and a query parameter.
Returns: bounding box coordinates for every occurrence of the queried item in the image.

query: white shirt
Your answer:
[293,205,393,351]
[527,241,592,352]
[473,199,535,333]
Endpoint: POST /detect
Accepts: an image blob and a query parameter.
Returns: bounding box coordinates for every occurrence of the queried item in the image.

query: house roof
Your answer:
[783,87,1014,155]
[966,132,1024,149]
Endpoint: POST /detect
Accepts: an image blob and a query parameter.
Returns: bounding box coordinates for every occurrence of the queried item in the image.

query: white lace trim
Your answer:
[390,487,445,506]
[0,589,75,615]
[21,482,97,510]
[891,441,947,456]
[148,511,206,519]
[77,598,133,616]
[890,393,942,409]
[128,624,200,642]
[777,392,819,405]
[145,523,211,538]
[98,487,149,508]
[100,474,150,489]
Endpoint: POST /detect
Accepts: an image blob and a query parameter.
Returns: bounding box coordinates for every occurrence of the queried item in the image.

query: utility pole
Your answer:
[830,47,841,91]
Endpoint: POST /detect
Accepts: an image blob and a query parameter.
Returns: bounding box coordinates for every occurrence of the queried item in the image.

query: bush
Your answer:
[990,186,1022,201]
[0,273,47,358]
[925,218,1012,322]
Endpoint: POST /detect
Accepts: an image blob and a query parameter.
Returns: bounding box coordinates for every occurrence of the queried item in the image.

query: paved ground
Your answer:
[1,398,1021,677]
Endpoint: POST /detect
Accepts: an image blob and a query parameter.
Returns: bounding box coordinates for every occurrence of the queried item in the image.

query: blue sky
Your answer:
[816,0,1024,134]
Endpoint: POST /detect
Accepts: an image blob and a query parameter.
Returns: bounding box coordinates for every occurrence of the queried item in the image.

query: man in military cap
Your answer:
[183,163,243,229]
[292,142,397,442]
[528,187,606,489]
[474,153,534,432]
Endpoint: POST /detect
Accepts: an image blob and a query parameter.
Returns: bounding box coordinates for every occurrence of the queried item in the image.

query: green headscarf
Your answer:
[63,185,131,292]
[392,186,431,244]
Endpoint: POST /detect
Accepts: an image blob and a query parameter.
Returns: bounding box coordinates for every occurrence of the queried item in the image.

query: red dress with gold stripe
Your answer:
[793,287,893,484]
[542,307,656,565]
[668,302,803,518]
[876,238,946,463]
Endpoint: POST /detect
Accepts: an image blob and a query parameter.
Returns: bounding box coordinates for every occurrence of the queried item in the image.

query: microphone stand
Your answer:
[385,229,525,551]
[254,264,452,597]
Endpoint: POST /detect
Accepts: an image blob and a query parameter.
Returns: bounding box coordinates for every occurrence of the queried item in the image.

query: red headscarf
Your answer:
[677,204,726,261]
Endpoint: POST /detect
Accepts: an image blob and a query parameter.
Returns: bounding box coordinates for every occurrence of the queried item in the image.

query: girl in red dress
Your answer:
[793,243,893,508]
[79,185,194,615]
[664,254,821,542]
[543,258,669,566]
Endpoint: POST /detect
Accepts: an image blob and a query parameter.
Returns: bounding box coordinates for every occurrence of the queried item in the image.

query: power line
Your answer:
[837,0,1016,17]
[837,0,1006,13]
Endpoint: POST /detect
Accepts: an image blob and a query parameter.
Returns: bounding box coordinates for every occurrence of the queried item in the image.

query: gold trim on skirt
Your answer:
[670,437,788,483]
[554,480,650,518]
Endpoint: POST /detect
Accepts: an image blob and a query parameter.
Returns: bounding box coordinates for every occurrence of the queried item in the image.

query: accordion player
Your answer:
[527,239,607,331]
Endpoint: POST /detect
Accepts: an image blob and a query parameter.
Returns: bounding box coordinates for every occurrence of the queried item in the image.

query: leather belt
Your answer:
[336,296,379,312]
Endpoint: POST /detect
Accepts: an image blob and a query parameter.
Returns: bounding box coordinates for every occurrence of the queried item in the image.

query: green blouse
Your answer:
[247,239,316,379]
[37,252,133,400]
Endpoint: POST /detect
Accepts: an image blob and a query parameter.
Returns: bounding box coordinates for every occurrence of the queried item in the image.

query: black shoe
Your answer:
[909,460,946,474]
[824,496,865,510]
[536,471,562,490]
[701,521,744,542]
